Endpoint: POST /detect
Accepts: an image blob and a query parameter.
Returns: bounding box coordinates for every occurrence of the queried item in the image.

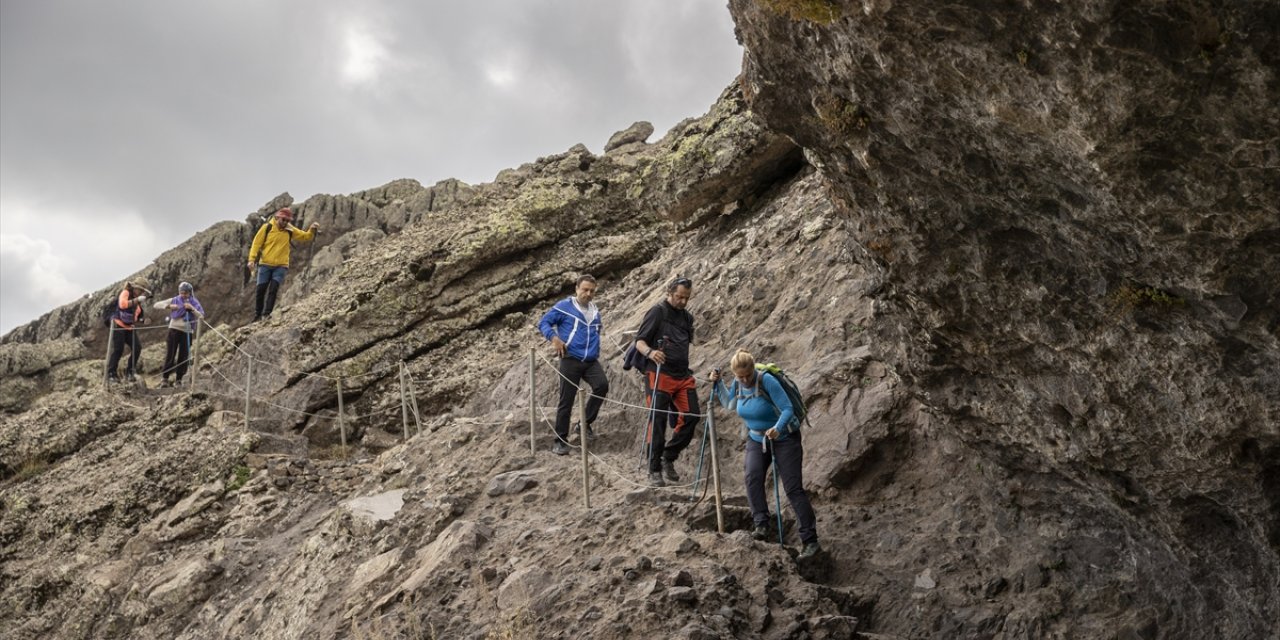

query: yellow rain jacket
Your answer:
[248,222,316,267]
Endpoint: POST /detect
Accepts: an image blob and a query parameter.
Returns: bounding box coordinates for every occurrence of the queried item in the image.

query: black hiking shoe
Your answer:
[648,471,666,487]
[584,424,597,442]
[752,524,770,541]
[798,542,822,560]
[663,461,680,482]
[551,440,570,456]
[159,379,173,388]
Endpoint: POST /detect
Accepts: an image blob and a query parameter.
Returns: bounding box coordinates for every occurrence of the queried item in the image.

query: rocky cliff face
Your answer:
[1,3,1277,639]
[730,0,1279,637]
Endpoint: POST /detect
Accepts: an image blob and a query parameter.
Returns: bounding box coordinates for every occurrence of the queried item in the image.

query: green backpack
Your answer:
[754,363,811,432]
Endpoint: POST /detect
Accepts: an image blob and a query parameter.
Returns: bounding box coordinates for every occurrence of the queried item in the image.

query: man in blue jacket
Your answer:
[538,275,610,455]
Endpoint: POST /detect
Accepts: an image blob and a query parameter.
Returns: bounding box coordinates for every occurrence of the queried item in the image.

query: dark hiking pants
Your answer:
[162,328,192,381]
[744,433,818,544]
[644,371,700,472]
[555,358,609,441]
[107,327,141,378]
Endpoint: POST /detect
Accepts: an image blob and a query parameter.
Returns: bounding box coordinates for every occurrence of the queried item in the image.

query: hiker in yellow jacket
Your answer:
[247,207,319,321]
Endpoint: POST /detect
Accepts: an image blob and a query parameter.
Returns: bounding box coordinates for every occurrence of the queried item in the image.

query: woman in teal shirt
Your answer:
[711,349,820,559]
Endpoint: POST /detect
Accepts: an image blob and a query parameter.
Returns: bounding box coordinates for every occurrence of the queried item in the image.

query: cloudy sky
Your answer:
[0,0,743,335]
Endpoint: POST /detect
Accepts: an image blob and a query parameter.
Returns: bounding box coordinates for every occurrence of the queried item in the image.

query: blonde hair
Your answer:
[730,349,755,374]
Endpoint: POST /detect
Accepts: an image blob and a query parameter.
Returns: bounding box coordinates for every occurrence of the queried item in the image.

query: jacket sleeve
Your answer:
[290,225,316,243]
[761,373,795,432]
[538,305,561,341]
[248,223,269,261]
[712,379,733,409]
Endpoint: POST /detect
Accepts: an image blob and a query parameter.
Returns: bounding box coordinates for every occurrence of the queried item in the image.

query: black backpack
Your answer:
[100,300,117,327]
[621,304,668,372]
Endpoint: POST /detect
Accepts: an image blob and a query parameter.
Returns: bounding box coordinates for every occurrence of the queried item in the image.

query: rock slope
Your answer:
[2,3,1278,639]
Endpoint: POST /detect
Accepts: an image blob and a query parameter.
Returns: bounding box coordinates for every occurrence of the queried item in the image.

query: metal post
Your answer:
[190,321,202,393]
[579,385,590,508]
[337,377,348,458]
[528,348,536,454]
[399,362,410,442]
[243,357,252,432]
[707,395,725,534]
[103,322,116,390]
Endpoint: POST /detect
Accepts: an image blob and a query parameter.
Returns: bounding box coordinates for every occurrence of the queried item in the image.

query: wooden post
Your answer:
[528,348,536,454]
[103,322,115,390]
[707,396,725,534]
[189,321,201,394]
[579,384,590,508]
[399,362,409,442]
[243,357,252,432]
[337,377,348,458]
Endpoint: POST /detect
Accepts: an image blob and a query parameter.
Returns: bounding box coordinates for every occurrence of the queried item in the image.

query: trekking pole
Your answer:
[579,385,590,508]
[643,361,663,472]
[691,405,710,501]
[771,439,783,544]
[103,322,115,390]
[190,320,201,395]
[640,338,665,468]
[706,392,724,534]
[406,369,423,437]
[184,312,193,390]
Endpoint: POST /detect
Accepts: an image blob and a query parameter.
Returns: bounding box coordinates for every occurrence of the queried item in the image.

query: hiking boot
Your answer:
[752,524,770,541]
[798,541,823,560]
[125,373,137,383]
[159,379,173,388]
[648,471,666,487]
[584,424,597,442]
[663,461,680,483]
[551,440,570,456]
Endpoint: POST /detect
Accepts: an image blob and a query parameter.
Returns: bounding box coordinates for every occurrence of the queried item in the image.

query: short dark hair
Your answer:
[667,277,692,293]
[576,274,597,286]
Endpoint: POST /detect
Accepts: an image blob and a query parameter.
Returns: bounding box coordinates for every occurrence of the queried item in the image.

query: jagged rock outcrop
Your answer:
[730,1,1279,637]
[2,3,1276,639]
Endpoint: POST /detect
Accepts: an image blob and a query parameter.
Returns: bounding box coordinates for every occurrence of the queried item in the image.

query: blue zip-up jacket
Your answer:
[538,297,602,361]
[713,372,796,443]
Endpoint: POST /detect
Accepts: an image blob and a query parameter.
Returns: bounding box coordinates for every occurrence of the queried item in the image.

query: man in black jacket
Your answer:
[633,277,699,487]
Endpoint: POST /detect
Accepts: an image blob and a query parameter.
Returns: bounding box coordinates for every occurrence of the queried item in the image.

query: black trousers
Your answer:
[555,358,609,441]
[106,327,141,378]
[161,328,193,381]
[744,433,818,544]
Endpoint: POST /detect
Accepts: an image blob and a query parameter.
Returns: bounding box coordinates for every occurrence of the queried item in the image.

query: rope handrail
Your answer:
[118,323,723,500]
[198,318,251,356]
[534,351,708,419]
[532,405,702,491]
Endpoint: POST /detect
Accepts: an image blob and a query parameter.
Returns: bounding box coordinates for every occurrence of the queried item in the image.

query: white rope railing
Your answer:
[100,317,726,521]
